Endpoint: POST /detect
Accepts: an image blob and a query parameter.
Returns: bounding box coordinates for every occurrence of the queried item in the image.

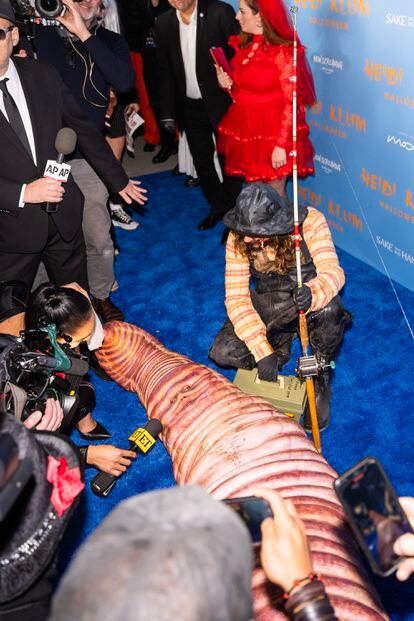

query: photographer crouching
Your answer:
[0,280,136,476]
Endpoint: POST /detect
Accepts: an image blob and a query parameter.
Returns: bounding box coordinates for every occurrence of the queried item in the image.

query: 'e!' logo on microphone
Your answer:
[128,428,156,453]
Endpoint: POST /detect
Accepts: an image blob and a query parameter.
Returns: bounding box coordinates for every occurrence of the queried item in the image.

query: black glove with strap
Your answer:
[293,284,312,312]
[257,352,279,382]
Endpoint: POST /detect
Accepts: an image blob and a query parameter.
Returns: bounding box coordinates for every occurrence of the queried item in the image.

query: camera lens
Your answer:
[34,0,63,18]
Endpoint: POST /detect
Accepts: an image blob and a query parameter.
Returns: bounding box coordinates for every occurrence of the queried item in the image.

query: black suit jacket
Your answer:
[155,0,239,129]
[0,58,129,254]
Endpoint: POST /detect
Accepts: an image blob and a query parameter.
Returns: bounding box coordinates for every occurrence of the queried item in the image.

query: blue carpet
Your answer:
[61,170,414,618]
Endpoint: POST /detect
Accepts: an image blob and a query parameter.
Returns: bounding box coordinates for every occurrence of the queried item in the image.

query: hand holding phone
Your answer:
[393,497,414,581]
[334,457,413,577]
[255,488,313,592]
[224,489,313,593]
[210,47,234,102]
[223,495,272,544]
[209,46,233,76]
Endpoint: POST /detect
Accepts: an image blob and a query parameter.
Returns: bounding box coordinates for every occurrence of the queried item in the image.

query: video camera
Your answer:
[0,323,88,428]
[11,0,81,26]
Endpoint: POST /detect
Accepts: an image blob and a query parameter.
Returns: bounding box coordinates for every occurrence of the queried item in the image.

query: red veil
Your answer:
[257,0,316,106]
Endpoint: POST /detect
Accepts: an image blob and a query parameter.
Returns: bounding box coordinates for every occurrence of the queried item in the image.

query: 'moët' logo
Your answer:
[386,135,414,152]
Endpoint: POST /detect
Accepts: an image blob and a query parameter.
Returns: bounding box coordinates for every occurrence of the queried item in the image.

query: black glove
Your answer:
[257,352,279,382]
[293,284,312,312]
[160,119,176,135]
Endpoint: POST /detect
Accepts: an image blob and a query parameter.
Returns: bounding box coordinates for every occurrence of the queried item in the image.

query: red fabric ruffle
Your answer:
[47,455,84,517]
[218,36,314,182]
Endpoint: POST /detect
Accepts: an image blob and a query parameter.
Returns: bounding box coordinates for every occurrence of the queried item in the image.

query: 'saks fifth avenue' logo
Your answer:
[385,13,414,28]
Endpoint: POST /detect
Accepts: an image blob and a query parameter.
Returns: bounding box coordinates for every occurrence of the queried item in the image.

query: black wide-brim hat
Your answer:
[0,0,17,22]
[0,413,84,605]
[223,182,308,237]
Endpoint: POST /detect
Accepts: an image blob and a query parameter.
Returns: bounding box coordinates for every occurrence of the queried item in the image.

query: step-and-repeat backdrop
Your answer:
[226,0,413,291]
[293,0,413,292]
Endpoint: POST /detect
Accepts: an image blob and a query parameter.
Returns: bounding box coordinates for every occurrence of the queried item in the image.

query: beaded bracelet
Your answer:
[285,580,329,618]
[283,573,320,599]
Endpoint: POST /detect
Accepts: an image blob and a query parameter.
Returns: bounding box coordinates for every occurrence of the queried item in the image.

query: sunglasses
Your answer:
[0,26,15,41]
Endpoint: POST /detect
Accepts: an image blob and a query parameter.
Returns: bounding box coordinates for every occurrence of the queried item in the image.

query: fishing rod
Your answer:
[290,6,323,452]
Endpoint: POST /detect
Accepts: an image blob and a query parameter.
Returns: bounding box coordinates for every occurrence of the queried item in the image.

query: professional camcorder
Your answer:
[11,0,81,24]
[0,323,88,427]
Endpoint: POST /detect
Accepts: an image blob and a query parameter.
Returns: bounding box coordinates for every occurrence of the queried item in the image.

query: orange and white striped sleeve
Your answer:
[224,232,274,362]
[303,208,345,311]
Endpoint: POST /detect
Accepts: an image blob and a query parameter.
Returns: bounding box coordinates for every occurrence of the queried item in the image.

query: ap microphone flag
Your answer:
[91,419,163,497]
[44,128,77,213]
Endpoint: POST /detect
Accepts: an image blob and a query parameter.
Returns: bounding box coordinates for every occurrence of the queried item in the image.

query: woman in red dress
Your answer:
[216,0,315,196]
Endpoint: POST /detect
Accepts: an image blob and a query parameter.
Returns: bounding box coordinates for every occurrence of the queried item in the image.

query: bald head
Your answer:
[51,486,254,621]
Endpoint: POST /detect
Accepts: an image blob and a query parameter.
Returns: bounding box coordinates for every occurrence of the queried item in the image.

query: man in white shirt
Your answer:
[156,0,242,230]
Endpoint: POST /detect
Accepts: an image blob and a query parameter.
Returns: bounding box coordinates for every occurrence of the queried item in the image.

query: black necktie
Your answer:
[0,78,32,157]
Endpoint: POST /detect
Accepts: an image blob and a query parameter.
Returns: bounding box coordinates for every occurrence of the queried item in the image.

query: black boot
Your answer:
[198,207,225,230]
[303,371,331,432]
[303,296,352,433]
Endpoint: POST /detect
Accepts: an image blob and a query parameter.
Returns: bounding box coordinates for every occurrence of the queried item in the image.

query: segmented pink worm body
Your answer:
[97,322,388,621]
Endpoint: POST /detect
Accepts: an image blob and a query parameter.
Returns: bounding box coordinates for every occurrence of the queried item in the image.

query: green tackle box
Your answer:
[233,368,308,424]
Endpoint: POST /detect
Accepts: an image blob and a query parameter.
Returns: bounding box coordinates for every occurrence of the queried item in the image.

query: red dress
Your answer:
[217,34,315,182]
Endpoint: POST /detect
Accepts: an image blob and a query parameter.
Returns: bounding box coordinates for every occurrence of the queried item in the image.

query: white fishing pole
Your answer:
[290,6,321,452]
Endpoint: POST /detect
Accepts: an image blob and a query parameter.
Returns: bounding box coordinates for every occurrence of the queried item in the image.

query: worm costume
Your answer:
[96,321,387,621]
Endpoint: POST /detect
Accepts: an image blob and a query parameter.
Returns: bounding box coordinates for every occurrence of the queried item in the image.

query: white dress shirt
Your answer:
[177,4,202,100]
[0,59,37,207]
[0,59,37,163]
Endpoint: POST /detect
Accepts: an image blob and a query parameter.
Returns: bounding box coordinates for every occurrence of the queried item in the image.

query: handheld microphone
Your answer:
[44,128,77,213]
[91,418,163,497]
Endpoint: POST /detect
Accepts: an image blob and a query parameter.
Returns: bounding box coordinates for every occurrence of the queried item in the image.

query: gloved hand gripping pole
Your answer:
[289,6,321,452]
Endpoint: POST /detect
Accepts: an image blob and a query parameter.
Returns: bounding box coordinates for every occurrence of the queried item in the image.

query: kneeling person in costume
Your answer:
[209,183,352,430]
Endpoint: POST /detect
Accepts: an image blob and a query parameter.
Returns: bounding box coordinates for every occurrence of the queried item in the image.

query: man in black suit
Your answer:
[0,0,146,291]
[155,0,242,230]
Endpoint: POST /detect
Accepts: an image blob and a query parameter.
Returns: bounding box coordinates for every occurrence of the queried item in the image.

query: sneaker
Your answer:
[111,205,139,230]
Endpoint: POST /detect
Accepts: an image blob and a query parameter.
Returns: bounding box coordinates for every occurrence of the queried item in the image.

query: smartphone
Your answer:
[209,46,233,76]
[223,496,273,545]
[334,456,413,576]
